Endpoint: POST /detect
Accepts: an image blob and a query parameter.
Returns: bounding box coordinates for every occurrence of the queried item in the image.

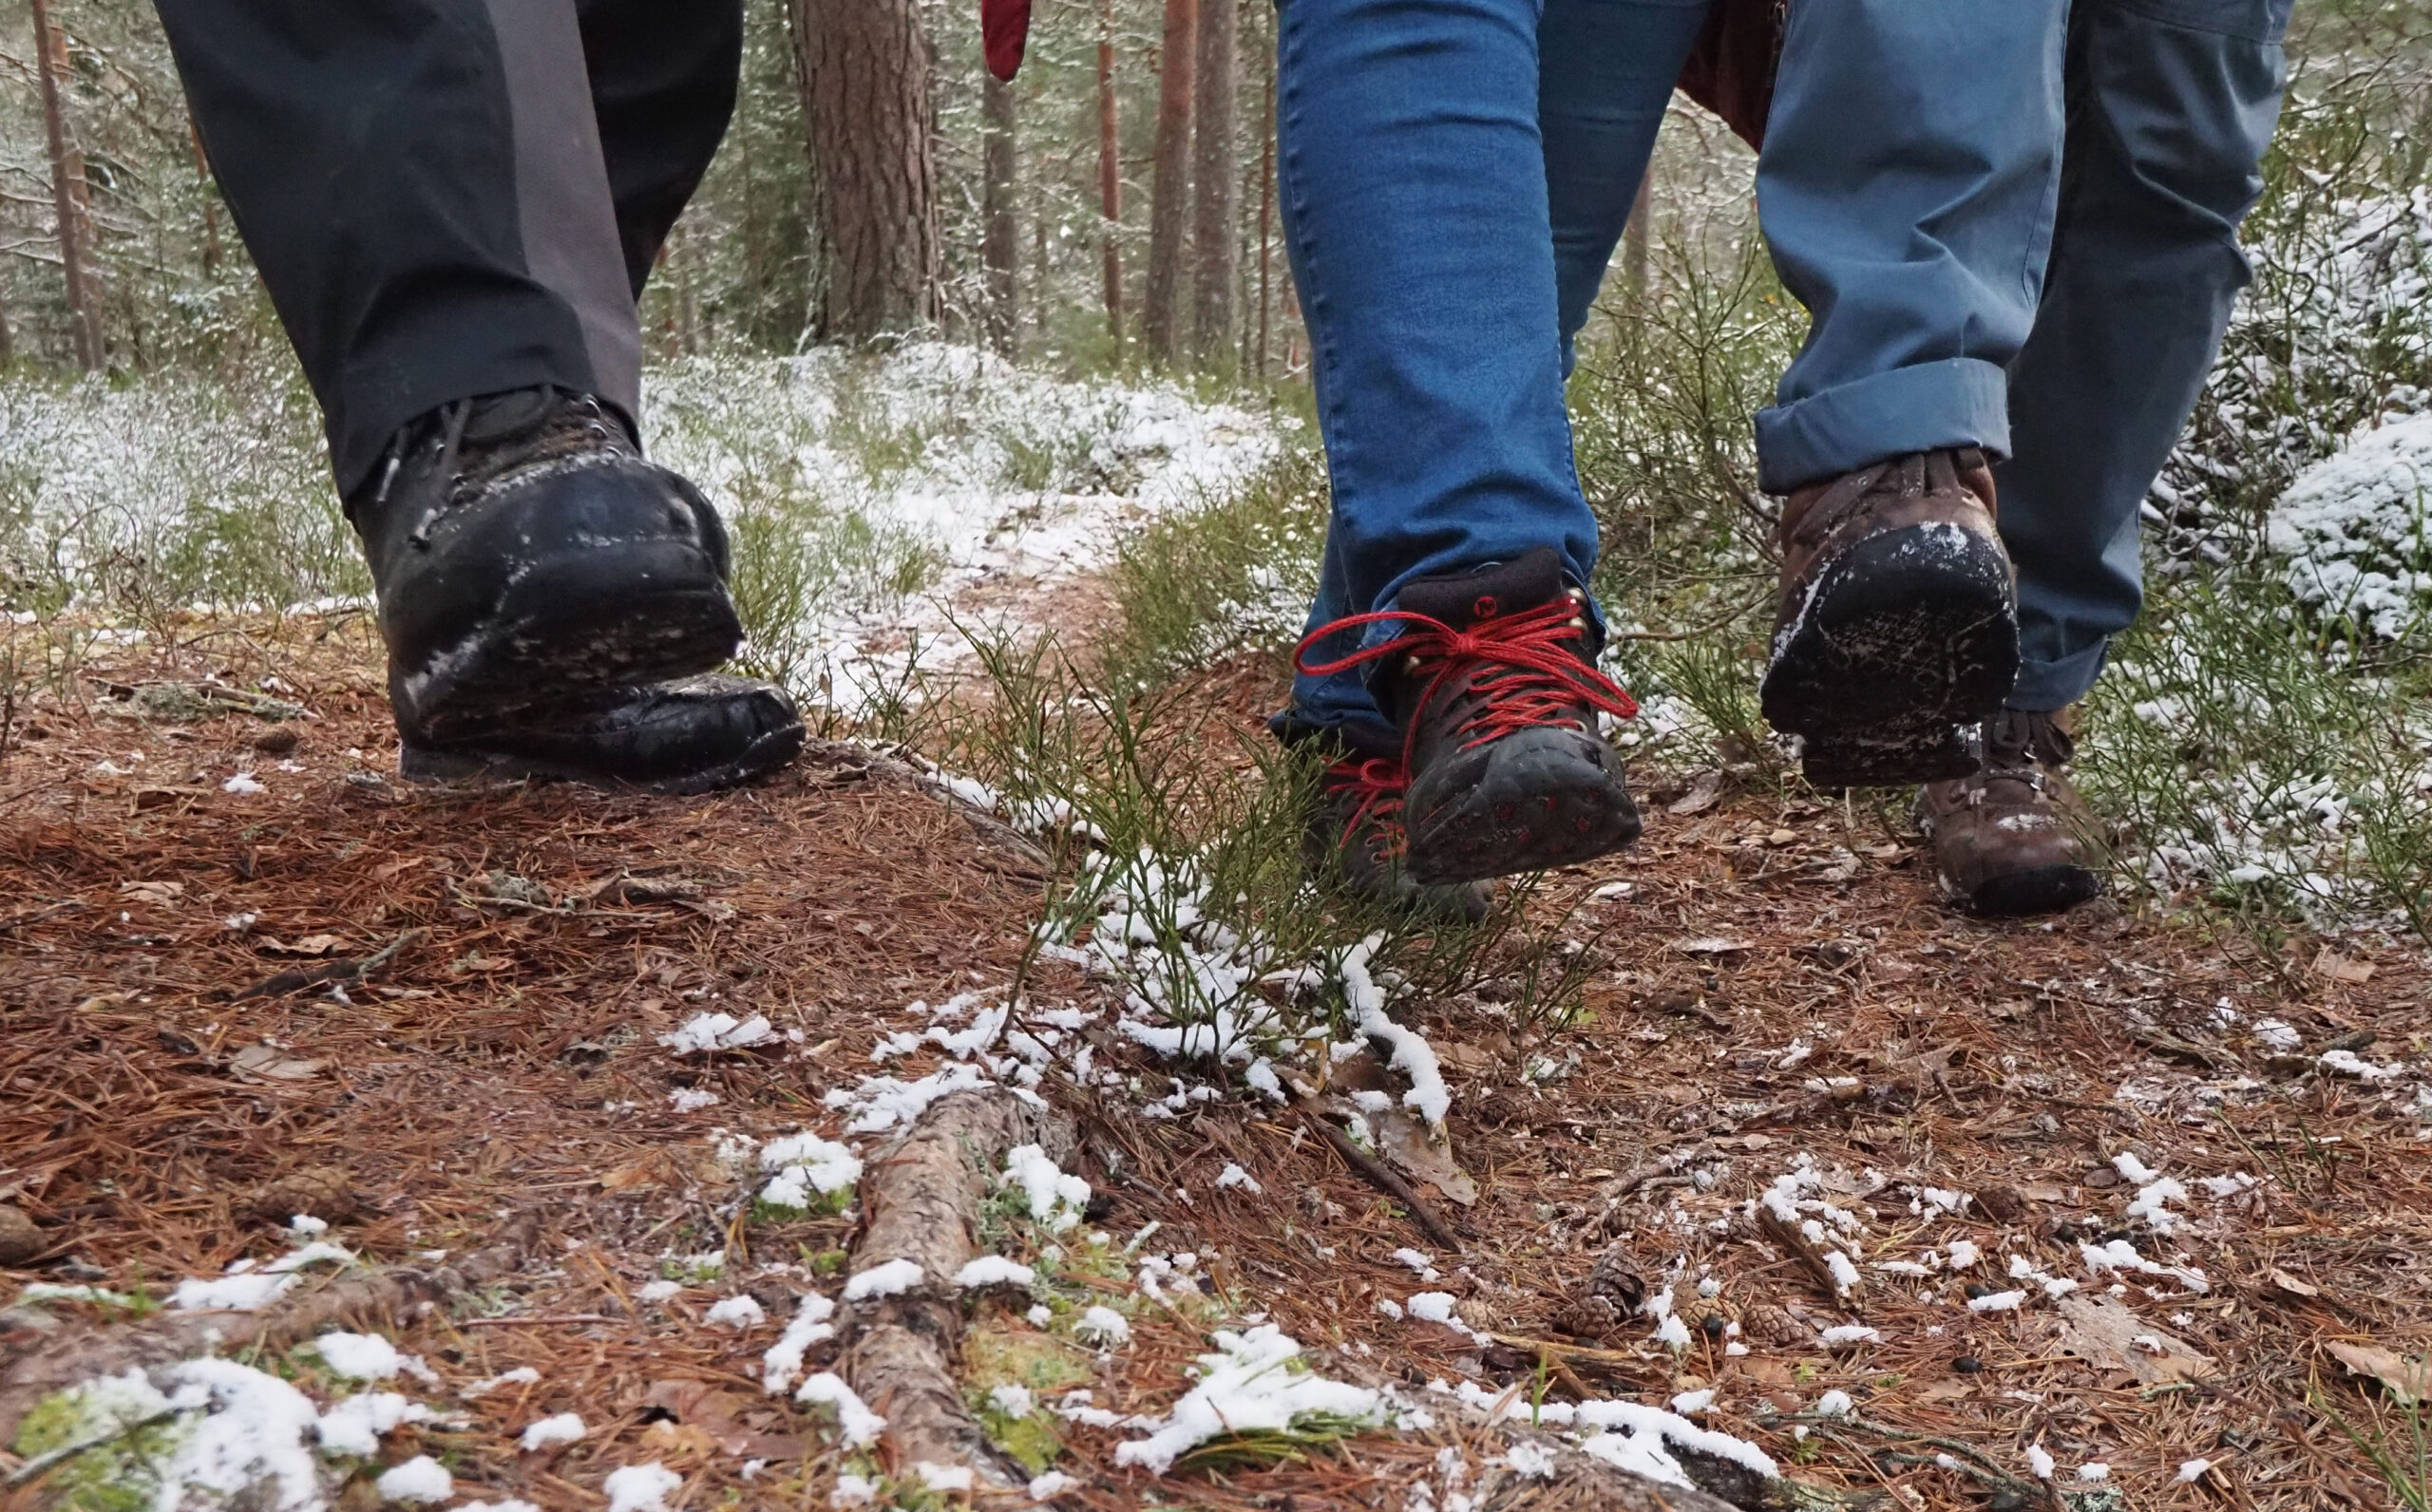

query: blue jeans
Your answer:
[1281,0,2290,747]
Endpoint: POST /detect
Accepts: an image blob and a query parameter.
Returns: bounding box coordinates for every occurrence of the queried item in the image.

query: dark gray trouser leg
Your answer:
[579,0,746,300]
[155,0,732,498]
[1996,0,2291,710]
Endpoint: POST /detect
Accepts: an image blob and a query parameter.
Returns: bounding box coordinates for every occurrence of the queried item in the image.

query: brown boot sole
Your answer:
[1760,522,2019,788]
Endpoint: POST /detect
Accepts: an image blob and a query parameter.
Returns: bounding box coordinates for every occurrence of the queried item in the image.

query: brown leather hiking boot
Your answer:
[1915,708,2105,917]
[1761,448,2021,788]
[1293,549,1642,884]
[1303,753,1493,923]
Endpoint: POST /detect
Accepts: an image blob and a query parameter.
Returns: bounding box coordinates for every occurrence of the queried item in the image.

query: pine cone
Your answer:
[1553,1246,1645,1339]
[238,1164,365,1226]
[0,1204,43,1265]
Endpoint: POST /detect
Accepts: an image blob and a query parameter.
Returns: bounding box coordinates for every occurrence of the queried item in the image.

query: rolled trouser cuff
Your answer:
[1755,357,2013,495]
[2007,638,2111,713]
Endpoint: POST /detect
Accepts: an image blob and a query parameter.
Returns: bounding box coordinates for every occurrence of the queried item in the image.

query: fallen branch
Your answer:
[1757,1206,1856,1311]
[230,929,421,1001]
[1298,1103,1462,1253]
[841,1087,1076,1492]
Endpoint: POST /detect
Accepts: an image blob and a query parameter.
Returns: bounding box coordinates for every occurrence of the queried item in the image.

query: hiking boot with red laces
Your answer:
[1914,708,2105,917]
[1304,753,1493,922]
[1295,549,1642,884]
[1761,448,2020,788]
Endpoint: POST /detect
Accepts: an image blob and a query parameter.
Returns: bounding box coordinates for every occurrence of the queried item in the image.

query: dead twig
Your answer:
[230,928,420,1000]
[1297,1102,1462,1253]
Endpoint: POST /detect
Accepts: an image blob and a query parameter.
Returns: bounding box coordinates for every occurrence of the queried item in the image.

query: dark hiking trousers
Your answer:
[153,0,744,500]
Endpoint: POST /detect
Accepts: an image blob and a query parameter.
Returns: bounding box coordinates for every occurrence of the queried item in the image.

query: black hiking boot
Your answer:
[1295,549,1643,884]
[1304,752,1493,922]
[1759,448,2020,788]
[399,674,807,796]
[352,387,742,747]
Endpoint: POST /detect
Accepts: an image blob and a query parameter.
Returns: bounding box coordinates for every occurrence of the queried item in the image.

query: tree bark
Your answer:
[1188,0,1238,370]
[1141,0,1196,364]
[1096,0,1123,348]
[30,0,98,371]
[1624,164,1653,302]
[187,116,222,279]
[979,71,1019,353]
[1254,4,1275,380]
[791,0,940,340]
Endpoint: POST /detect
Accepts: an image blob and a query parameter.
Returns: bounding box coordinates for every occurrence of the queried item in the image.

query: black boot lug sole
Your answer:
[1403,734,1643,885]
[1760,522,2020,789]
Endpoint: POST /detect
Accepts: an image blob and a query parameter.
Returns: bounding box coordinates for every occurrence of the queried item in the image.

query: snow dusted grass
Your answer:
[0,367,356,620]
[646,343,1284,724]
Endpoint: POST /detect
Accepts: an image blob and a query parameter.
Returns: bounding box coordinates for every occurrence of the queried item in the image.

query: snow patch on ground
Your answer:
[2268,411,2432,640]
[1112,1326,1384,1474]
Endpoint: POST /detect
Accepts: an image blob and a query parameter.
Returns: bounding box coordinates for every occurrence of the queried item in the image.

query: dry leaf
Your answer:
[2326,1341,2430,1408]
[2051,1295,2214,1384]
[2312,948,2375,985]
[1674,936,1753,956]
[2260,1267,2322,1303]
[259,935,345,957]
[371,856,426,880]
[1374,1106,1478,1206]
[637,1420,720,1460]
[228,1044,326,1083]
[117,880,184,905]
[1666,770,1723,817]
[642,1379,805,1459]
[2019,1181,2069,1203]
[1434,1041,1499,1076]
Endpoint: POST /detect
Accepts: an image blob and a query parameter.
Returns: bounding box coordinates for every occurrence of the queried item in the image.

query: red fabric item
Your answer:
[982,0,1031,81]
[1675,0,1784,150]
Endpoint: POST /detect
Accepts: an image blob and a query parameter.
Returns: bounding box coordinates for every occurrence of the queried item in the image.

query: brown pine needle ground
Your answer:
[2,611,2428,1511]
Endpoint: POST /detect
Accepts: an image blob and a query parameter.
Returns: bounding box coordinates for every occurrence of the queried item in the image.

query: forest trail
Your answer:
[2,609,2428,1512]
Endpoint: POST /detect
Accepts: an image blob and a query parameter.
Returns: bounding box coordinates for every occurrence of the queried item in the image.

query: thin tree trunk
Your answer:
[1096,0,1123,349]
[187,117,221,279]
[792,0,940,340]
[1624,165,1653,302]
[1254,6,1274,381]
[1187,0,1237,370]
[980,71,1019,353]
[1141,0,1196,364]
[31,0,98,371]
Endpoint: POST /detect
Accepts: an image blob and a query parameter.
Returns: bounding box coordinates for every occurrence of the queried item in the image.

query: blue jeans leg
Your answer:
[1540,0,1715,376]
[2000,0,2291,710]
[1275,0,1600,752]
[1753,0,2070,493]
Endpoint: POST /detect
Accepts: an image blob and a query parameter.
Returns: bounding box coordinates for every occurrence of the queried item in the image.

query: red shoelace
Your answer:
[1295,594,1640,771]
[1322,754,1411,856]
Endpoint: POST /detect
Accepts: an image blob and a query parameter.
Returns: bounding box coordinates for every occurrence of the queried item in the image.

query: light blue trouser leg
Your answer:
[1540,0,1717,373]
[1753,1,2071,494]
[2000,0,2292,709]
[1274,0,1598,753]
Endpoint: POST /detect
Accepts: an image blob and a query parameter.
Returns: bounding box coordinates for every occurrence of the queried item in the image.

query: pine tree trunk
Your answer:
[792,0,940,340]
[1624,165,1653,301]
[187,117,222,279]
[1141,0,1196,364]
[980,72,1019,353]
[31,0,98,371]
[1096,0,1123,348]
[1187,0,1237,370]
[1254,4,1275,381]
